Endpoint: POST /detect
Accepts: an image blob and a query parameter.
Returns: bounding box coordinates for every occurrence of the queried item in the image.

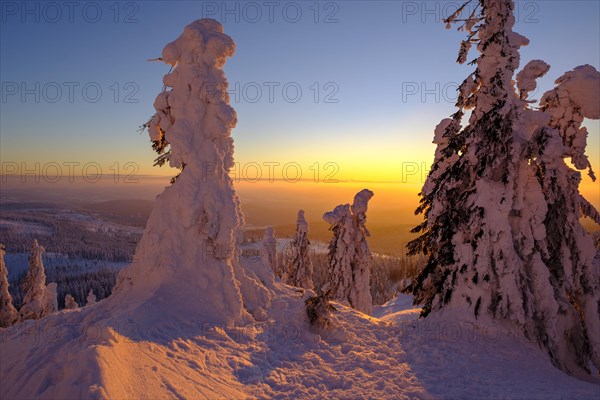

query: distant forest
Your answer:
[0,209,140,261]
[1,206,140,309]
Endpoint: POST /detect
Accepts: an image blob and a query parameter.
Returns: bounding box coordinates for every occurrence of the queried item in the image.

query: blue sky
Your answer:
[1,1,599,185]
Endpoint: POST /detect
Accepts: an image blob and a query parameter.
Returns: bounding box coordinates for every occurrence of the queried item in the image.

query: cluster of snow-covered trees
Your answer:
[0,240,100,328]
[255,231,419,307]
[263,190,377,315]
[8,260,116,311]
[252,0,600,378]
[408,0,600,375]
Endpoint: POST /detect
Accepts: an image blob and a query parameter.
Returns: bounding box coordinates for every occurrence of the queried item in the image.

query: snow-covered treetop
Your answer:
[351,189,374,216]
[19,239,48,321]
[161,19,234,69]
[148,18,237,175]
[323,190,374,227]
[296,210,308,234]
[322,189,374,314]
[448,0,529,119]
[323,204,350,226]
[412,0,600,375]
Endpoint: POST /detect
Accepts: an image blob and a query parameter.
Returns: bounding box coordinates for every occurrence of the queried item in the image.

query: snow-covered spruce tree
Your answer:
[261,227,280,277]
[408,0,600,375]
[19,240,48,321]
[283,210,314,289]
[322,189,374,314]
[86,289,97,306]
[0,244,18,327]
[114,19,269,326]
[64,294,79,310]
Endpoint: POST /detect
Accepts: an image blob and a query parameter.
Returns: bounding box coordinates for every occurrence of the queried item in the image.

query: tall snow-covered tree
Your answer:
[408,0,600,375]
[113,19,270,326]
[19,240,48,321]
[283,210,314,289]
[86,289,97,306]
[261,227,279,277]
[64,294,79,310]
[322,189,374,314]
[0,244,18,328]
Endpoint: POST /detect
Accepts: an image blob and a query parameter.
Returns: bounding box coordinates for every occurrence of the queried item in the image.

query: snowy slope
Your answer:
[373,293,422,322]
[2,274,599,399]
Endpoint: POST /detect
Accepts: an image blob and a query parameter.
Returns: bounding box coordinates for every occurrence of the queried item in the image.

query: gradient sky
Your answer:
[1,1,599,202]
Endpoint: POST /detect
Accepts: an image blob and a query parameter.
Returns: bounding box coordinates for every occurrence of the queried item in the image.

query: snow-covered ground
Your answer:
[373,293,422,322]
[375,295,600,399]
[1,277,598,399]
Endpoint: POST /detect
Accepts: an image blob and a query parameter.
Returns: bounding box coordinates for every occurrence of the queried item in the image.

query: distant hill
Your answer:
[80,199,154,227]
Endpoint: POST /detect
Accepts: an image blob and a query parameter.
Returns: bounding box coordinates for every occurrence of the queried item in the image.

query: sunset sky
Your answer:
[1,1,599,210]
